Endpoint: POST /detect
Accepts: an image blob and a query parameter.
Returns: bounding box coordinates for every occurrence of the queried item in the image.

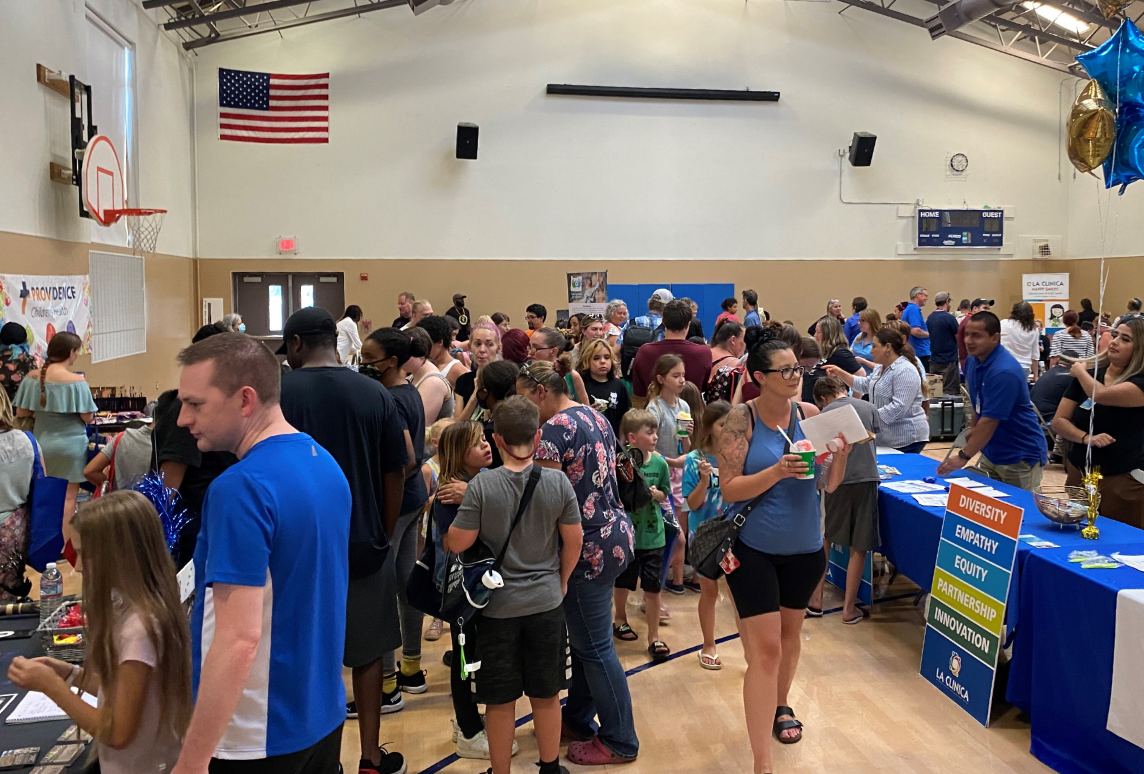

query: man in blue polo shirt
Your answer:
[173,333,351,774]
[901,287,931,370]
[938,311,1048,490]
[843,297,866,343]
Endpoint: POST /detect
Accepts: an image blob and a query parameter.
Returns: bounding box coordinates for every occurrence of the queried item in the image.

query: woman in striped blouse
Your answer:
[1050,310,1095,367]
[825,328,929,454]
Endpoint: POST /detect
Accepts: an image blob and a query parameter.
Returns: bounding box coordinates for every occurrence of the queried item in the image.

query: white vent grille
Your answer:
[89,251,146,363]
[1018,235,1064,260]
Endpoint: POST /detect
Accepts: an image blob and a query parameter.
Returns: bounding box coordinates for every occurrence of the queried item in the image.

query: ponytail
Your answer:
[875,328,923,380]
[39,332,82,407]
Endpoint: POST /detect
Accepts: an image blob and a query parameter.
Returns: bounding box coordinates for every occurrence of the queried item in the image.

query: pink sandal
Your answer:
[566,737,637,765]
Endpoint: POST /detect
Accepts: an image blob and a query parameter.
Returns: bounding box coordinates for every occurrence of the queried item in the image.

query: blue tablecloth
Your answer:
[876,453,1144,774]
[1007,544,1144,774]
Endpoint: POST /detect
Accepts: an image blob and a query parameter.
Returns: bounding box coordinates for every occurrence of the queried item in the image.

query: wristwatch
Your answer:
[957,449,971,462]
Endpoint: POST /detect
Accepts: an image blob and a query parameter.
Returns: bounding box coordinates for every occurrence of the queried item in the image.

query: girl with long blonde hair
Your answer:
[8,490,192,773]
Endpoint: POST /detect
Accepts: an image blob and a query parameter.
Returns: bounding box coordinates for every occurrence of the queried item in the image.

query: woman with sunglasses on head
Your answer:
[455,321,502,417]
[1052,317,1144,529]
[825,328,928,454]
[717,337,852,774]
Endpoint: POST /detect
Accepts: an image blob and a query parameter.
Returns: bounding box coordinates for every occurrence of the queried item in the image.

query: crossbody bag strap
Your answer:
[492,467,542,571]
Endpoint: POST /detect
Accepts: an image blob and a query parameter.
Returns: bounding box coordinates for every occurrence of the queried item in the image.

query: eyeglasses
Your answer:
[518,365,542,386]
[528,344,557,354]
[759,365,805,381]
[581,314,603,325]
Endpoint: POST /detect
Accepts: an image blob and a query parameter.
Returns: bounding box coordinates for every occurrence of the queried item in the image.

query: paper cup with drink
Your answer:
[791,439,816,479]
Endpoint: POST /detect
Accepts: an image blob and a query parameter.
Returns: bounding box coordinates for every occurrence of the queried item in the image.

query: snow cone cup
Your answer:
[676,411,692,438]
[792,439,816,479]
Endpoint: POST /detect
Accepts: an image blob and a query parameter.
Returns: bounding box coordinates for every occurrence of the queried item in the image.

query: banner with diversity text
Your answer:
[0,275,92,360]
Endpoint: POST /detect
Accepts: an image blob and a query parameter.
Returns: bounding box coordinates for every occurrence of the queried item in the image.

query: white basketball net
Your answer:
[123,210,166,255]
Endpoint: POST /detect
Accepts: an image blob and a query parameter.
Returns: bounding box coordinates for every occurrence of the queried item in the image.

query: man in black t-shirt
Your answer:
[444,293,471,342]
[278,308,410,774]
[392,291,415,328]
[151,323,237,568]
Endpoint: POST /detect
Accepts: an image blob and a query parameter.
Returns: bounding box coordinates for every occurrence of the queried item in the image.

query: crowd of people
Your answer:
[0,284,1138,774]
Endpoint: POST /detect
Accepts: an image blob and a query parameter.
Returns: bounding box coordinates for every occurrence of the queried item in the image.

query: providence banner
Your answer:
[0,275,92,360]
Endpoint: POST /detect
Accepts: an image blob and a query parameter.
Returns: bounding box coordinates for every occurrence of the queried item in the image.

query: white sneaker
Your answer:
[452,722,518,759]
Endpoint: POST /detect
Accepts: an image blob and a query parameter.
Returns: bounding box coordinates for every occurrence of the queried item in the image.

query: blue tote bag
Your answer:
[24,431,68,573]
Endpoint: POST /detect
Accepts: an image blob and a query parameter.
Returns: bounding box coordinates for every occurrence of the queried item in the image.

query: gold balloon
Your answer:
[1068,79,1116,175]
[1097,0,1131,19]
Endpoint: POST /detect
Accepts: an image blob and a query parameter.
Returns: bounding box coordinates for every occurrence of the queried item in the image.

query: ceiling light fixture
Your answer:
[1020,2,1089,35]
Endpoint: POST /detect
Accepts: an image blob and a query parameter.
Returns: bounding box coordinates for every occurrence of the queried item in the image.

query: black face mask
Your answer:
[359,360,393,383]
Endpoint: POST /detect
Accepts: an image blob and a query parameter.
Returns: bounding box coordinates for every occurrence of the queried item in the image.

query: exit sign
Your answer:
[277,236,297,254]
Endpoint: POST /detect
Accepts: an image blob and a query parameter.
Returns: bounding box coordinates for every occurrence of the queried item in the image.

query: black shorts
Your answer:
[613,547,664,593]
[472,605,570,705]
[724,542,826,619]
[209,724,342,774]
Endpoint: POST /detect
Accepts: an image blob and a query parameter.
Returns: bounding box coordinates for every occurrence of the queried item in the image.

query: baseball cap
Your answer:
[650,288,674,303]
[934,292,951,305]
[275,307,336,354]
[971,298,995,308]
[453,293,466,304]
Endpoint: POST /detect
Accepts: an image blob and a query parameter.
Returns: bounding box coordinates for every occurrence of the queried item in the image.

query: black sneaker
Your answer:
[665,582,686,595]
[682,578,702,593]
[359,745,406,774]
[397,669,428,694]
[381,687,405,714]
[346,701,358,719]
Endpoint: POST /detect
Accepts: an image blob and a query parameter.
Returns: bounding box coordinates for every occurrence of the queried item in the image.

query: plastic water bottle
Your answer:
[39,562,63,627]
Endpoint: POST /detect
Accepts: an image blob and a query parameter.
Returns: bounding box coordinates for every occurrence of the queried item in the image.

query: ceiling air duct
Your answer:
[925,0,1014,39]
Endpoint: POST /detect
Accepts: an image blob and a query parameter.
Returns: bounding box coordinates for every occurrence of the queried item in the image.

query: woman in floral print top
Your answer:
[516,360,640,764]
[0,324,36,403]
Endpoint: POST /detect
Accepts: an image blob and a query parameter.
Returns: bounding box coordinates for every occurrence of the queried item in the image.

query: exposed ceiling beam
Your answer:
[1030,0,1118,30]
[982,12,1095,49]
[165,0,314,30]
[182,0,407,49]
[833,0,1079,73]
[143,0,188,9]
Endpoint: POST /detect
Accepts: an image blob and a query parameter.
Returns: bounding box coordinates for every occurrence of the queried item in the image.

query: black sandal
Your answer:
[773,705,803,744]
[648,640,670,662]
[612,622,638,641]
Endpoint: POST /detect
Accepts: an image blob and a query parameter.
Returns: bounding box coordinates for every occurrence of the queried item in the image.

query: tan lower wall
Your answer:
[0,230,195,400]
[196,257,1105,335]
[1064,256,1144,317]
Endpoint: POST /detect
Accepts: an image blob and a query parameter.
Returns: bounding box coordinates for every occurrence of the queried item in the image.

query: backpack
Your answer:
[614,443,653,514]
[621,323,655,380]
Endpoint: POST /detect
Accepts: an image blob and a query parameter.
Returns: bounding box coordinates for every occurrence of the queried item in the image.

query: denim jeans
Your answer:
[562,573,639,759]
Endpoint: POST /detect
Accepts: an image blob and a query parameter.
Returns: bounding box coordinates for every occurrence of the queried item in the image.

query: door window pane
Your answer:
[269,285,283,331]
[300,285,314,309]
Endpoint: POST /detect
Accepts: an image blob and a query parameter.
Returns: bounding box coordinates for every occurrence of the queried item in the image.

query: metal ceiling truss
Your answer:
[151,0,407,50]
[838,0,1144,75]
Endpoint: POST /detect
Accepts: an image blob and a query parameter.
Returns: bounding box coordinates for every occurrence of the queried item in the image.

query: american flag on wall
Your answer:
[218,67,329,144]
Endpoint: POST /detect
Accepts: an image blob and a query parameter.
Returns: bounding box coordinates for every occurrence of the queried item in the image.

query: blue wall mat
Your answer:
[704,284,736,338]
[608,284,640,315]
[668,283,708,336]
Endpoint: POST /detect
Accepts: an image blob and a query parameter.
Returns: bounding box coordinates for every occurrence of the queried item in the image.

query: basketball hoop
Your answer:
[105,208,166,256]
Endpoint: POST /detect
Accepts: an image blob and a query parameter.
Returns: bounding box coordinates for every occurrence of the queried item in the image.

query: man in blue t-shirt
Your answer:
[925,292,961,395]
[901,286,931,369]
[843,297,866,343]
[174,333,351,774]
[742,288,762,328]
[938,312,1048,490]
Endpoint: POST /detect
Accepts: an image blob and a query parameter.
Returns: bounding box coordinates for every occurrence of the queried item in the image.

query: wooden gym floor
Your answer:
[339,445,1061,774]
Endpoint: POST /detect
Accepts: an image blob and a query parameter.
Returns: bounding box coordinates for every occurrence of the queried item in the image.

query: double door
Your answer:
[232,272,345,337]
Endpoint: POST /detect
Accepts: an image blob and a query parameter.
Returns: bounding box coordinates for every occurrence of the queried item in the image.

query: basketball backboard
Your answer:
[80,135,124,227]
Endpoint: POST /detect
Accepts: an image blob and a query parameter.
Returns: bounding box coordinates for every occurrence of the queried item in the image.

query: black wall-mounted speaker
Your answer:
[848,132,877,167]
[456,123,478,160]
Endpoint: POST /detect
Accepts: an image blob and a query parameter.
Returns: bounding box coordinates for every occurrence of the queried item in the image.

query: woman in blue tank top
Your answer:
[717,334,852,774]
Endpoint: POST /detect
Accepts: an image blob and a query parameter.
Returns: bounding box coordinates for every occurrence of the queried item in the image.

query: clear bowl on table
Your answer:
[1032,485,1098,528]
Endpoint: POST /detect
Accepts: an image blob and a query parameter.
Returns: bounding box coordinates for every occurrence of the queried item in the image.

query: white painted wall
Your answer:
[192,0,1071,260]
[1067,154,1144,260]
[0,0,195,257]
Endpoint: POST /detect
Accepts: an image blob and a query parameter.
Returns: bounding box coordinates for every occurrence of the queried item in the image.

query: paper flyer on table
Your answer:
[796,404,875,453]
[912,493,949,507]
[881,480,946,493]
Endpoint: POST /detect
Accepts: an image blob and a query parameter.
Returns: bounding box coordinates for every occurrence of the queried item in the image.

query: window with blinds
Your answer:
[89,251,146,362]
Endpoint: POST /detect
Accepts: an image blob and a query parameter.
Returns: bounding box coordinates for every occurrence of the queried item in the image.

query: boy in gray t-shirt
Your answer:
[449,396,583,774]
[813,377,881,625]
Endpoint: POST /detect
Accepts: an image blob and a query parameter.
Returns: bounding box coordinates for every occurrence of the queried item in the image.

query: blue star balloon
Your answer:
[1077,20,1144,191]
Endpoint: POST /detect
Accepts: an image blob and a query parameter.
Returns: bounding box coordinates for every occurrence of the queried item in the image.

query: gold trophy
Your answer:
[1081,468,1103,540]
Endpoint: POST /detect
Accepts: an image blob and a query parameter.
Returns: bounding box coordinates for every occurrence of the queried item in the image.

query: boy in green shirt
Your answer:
[612,409,672,662]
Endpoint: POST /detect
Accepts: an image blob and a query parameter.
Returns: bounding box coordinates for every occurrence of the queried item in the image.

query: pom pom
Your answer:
[129,472,192,555]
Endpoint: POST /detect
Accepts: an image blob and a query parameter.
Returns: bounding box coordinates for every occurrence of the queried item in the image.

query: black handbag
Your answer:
[692,494,763,580]
[439,468,541,627]
[615,443,653,514]
[405,533,443,618]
